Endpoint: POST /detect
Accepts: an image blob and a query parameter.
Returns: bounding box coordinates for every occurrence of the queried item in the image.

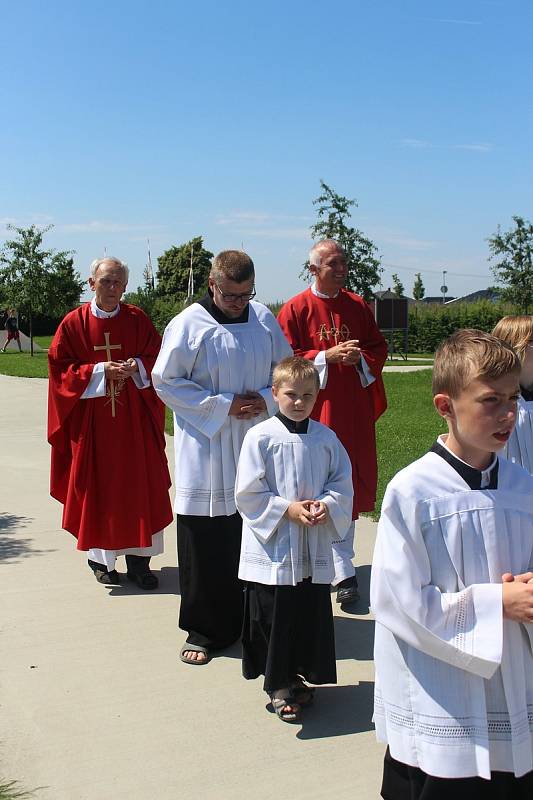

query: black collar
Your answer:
[430,440,499,490]
[521,385,533,402]
[276,411,309,433]
[198,290,249,324]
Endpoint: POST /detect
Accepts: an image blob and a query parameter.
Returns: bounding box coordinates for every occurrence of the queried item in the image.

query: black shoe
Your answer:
[88,559,122,585]
[335,575,360,604]
[126,555,158,590]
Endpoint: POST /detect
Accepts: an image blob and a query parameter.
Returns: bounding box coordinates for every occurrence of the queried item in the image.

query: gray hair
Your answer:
[309,239,343,268]
[89,256,130,283]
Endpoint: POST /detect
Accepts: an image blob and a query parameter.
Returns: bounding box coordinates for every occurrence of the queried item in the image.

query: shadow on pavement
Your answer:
[295,681,375,739]
[214,640,242,660]
[0,512,52,563]
[334,616,375,662]
[106,565,180,596]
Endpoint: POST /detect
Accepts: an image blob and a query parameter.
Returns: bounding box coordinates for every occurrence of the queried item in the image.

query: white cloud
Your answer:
[400,138,433,149]
[381,234,437,251]
[215,210,312,228]
[213,209,312,242]
[242,227,310,241]
[454,142,493,152]
[427,18,482,26]
[215,211,272,226]
[370,225,438,253]
[399,139,493,153]
[56,220,166,234]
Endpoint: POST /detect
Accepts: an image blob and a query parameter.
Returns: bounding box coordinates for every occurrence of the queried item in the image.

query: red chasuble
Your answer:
[278,288,387,516]
[48,302,173,551]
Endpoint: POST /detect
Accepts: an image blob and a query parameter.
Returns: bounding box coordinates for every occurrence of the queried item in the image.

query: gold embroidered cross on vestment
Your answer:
[93,332,123,418]
[316,314,351,344]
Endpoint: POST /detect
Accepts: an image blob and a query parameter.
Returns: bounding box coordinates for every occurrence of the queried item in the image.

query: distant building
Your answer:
[444,288,500,305]
[421,295,457,305]
[374,289,411,301]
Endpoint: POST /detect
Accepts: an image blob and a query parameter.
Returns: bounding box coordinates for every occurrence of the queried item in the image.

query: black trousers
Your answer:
[177,513,244,650]
[242,578,336,693]
[382,747,533,800]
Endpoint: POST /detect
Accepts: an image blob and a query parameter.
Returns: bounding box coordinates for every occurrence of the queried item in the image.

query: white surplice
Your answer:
[236,416,353,585]
[503,395,533,475]
[152,301,292,516]
[371,448,533,780]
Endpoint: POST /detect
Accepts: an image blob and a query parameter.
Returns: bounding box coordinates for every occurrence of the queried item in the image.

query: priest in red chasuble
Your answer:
[48,256,173,589]
[277,240,387,604]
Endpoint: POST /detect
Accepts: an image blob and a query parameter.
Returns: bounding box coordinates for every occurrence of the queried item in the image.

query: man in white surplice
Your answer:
[152,250,291,665]
[371,329,533,796]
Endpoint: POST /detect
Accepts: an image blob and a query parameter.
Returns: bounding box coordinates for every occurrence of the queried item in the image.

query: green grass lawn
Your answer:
[0,779,34,799]
[0,352,49,378]
[165,406,173,435]
[165,369,445,518]
[34,335,53,349]
[384,359,434,366]
[1,358,443,519]
[373,369,446,518]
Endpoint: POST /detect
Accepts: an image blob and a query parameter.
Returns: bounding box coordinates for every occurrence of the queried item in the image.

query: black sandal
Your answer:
[125,555,158,590]
[88,559,121,585]
[291,678,315,707]
[269,690,302,723]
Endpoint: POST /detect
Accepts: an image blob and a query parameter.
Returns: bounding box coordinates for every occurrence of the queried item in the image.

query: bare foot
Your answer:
[179,645,210,665]
[182,649,208,663]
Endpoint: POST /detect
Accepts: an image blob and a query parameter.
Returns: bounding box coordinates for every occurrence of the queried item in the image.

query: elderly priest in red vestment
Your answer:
[277,239,387,604]
[48,256,173,589]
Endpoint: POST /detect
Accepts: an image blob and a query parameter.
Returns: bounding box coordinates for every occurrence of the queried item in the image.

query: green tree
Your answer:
[304,180,382,300]
[123,262,157,317]
[488,215,533,312]
[47,253,85,315]
[0,224,83,355]
[391,273,405,297]
[156,236,213,305]
[412,272,425,300]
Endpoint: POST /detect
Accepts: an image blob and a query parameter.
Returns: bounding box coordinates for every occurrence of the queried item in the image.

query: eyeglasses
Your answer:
[214,283,256,302]
[98,278,125,289]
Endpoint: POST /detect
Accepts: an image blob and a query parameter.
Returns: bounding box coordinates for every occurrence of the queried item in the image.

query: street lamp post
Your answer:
[441,270,448,304]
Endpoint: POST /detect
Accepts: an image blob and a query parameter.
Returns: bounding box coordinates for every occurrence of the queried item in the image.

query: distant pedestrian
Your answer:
[2,309,22,352]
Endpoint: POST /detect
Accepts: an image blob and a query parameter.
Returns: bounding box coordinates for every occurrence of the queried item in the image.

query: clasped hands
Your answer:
[104,358,139,381]
[325,339,361,365]
[287,500,329,527]
[502,571,533,622]
[228,392,267,420]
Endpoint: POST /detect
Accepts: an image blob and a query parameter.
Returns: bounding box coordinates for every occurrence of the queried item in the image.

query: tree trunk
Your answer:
[29,306,34,357]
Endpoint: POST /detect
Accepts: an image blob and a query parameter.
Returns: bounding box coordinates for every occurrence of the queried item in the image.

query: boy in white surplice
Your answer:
[371,329,533,798]
[493,315,533,476]
[235,357,353,723]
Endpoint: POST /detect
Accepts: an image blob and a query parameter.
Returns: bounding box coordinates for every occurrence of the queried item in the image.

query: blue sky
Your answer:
[1,0,532,303]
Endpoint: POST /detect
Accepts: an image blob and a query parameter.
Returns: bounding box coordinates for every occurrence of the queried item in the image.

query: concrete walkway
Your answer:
[0,374,385,800]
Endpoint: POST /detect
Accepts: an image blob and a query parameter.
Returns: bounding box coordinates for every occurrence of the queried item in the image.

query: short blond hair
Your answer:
[492,315,533,365]
[432,328,520,398]
[272,356,320,391]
